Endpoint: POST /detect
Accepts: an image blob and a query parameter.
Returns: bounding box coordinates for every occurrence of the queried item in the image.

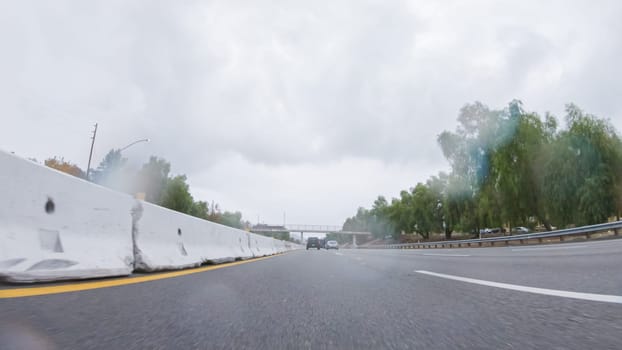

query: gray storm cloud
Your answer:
[1,0,621,224]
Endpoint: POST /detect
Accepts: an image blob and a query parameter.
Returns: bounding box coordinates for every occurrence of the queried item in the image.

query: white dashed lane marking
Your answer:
[421,253,470,257]
[416,270,622,304]
[510,245,587,252]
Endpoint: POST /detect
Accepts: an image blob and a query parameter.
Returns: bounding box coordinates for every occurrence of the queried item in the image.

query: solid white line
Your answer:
[422,253,471,257]
[510,245,587,252]
[415,270,622,304]
[335,252,344,256]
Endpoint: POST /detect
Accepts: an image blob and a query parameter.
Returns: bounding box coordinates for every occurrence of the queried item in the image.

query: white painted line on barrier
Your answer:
[422,253,471,257]
[415,270,622,304]
[510,245,587,252]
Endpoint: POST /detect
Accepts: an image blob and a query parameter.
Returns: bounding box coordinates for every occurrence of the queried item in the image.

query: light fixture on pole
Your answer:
[120,138,150,152]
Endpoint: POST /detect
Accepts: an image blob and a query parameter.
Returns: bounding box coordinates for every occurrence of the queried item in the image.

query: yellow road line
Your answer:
[0,255,278,299]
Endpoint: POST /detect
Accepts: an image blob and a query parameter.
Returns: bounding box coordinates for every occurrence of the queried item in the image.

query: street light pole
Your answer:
[120,138,150,152]
[86,123,98,181]
[86,132,149,181]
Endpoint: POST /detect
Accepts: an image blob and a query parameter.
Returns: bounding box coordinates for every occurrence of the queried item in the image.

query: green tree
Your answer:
[341,197,398,240]
[426,174,453,239]
[265,231,291,241]
[136,156,171,204]
[220,211,244,229]
[342,100,622,240]
[489,101,553,231]
[370,196,397,238]
[437,102,506,234]
[387,191,415,236]
[91,149,128,191]
[443,173,476,236]
[325,232,350,244]
[542,105,622,226]
[342,207,372,232]
[189,200,210,220]
[409,183,439,239]
[160,175,194,214]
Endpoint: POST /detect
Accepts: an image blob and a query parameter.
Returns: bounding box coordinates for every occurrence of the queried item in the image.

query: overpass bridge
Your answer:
[250,224,371,246]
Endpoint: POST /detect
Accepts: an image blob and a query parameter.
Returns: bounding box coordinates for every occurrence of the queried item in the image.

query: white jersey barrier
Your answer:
[0,151,134,283]
[274,239,287,253]
[0,150,299,282]
[249,233,277,257]
[132,201,255,271]
[286,241,300,250]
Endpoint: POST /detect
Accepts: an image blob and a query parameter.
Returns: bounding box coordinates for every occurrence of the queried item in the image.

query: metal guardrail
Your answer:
[363,221,622,249]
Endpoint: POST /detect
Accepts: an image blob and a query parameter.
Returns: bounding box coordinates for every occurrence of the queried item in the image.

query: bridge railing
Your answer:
[362,221,622,249]
[287,224,343,232]
[252,224,344,232]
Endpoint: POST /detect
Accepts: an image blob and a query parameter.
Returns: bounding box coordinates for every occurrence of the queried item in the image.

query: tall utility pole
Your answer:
[86,123,98,181]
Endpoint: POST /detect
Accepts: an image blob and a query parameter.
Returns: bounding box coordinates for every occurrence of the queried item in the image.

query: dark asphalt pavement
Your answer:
[1,239,622,349]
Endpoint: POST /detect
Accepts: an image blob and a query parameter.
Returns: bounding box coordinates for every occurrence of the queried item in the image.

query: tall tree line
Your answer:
[343,101,622,240]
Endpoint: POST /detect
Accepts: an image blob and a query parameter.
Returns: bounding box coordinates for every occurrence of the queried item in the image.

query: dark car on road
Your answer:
[306,237,320,250]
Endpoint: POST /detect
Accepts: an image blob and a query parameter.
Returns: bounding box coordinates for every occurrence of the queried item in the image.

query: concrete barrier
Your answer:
[249,233,277,257]
[275,239,287,253]
[0,151,134,282]
[0,150,300,282]
[132,201,255,271]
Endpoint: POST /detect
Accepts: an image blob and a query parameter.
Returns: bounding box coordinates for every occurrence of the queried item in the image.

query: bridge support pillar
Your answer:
[352,235,357,248]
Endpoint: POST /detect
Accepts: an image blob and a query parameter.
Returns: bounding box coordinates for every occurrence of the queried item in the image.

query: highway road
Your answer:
[2,239,622,349]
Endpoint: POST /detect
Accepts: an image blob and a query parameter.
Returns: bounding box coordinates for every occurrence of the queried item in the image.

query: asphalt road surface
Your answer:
[2,239,622,349]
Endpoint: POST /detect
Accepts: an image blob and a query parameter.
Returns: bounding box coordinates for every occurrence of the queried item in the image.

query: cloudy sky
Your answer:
[1,0,621,226]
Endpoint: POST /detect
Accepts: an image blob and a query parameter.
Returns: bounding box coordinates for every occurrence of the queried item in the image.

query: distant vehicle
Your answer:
[480,227,505,235]
[513,227,530,234]
[326,240,339,250]
[306,237,320,250]
[535,225,557,231]
[319,238,326,249]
